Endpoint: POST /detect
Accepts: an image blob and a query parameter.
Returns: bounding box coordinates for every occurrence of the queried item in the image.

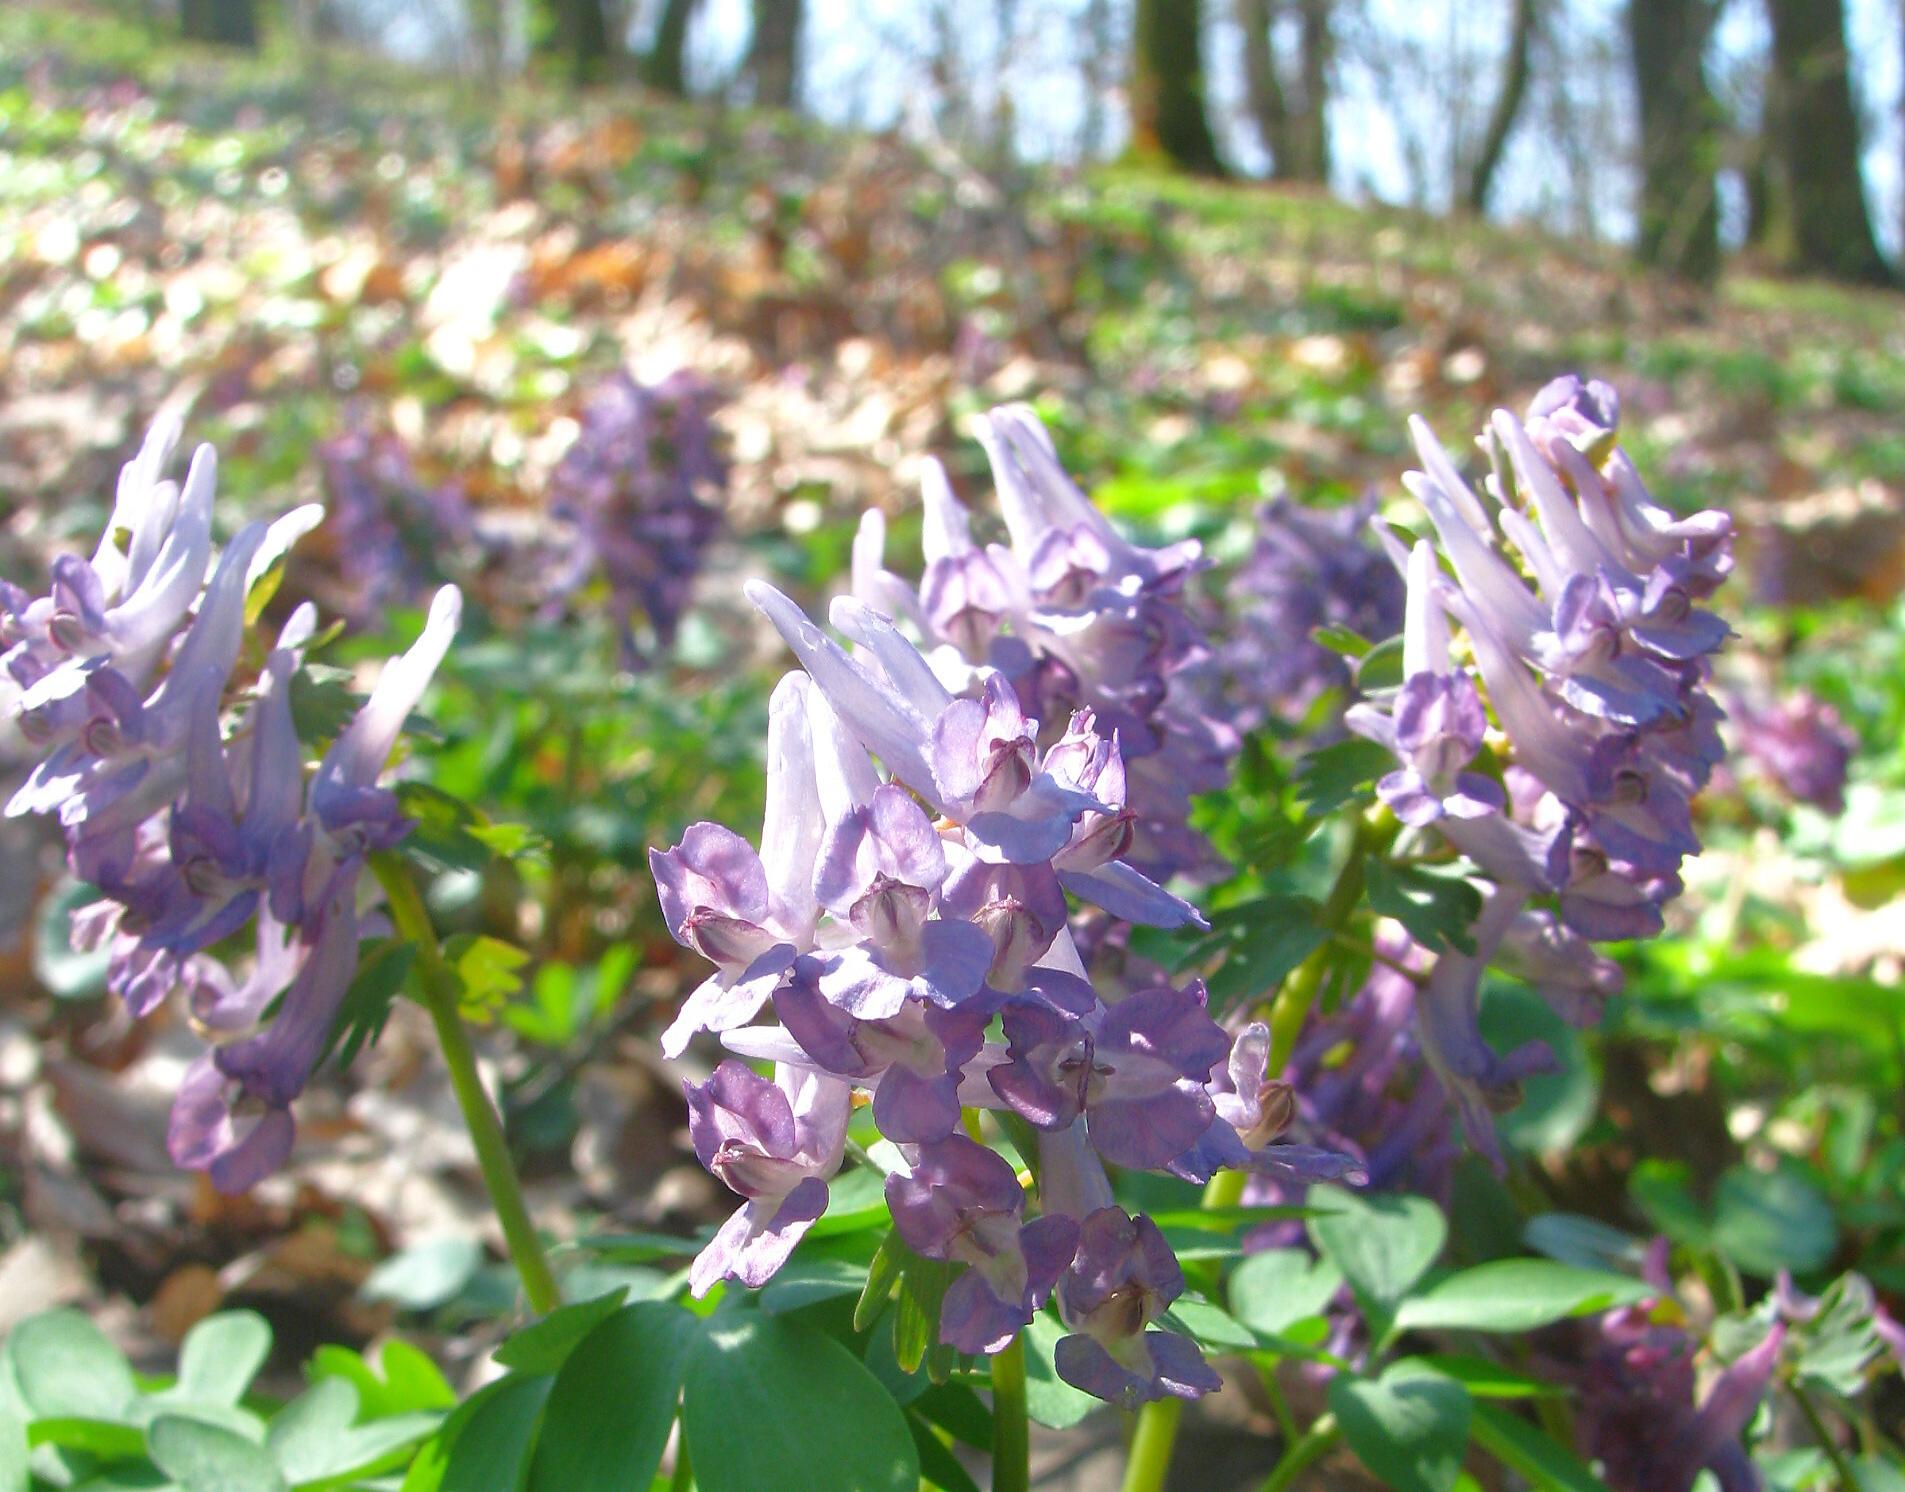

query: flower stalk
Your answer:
[991,1331,1031,1492]
[371,851,562,1315]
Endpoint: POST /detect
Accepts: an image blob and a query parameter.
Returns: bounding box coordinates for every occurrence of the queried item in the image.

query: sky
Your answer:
[360,0,1905,257]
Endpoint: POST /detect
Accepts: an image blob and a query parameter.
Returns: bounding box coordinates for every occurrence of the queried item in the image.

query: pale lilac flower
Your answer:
[1734,690,1856,814]
[1052,1207,1222,1408]
[685,1060,850,1297]
[886,1135,1078,1354]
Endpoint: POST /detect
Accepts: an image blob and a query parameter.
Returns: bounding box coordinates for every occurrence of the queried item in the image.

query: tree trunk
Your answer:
[535,0,617,86]
[1626,0,1721,284]
[1291,0,1331,181]
[1235,0,1329,182]
[1465,0,1538,214]
[640,0,698,95]
[747,0,804,111]
[179,0,257,48]
[1237,0,1290,172]
[1130,0,1225,175]
[1762,0,1892,284]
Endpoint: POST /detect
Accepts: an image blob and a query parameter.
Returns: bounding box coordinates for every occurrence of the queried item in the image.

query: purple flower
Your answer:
[1348,542,1504,828]
[314,418,472,625]
[544,370,724,667]
[775,959,986,1143]
[685,1060,850,1297]
[885,1135,1078,1354]
[1223,496,1405,731]
[1734,690,1856,814]
[989,981,1229,1170]
[1052,1207,1222,1409]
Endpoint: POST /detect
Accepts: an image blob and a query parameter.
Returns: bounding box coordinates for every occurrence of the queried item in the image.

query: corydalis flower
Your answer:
[886,1135,1077,1353]
[1052,1206,1221,1409]
[314,420,471,625]
[650,562,1341,1402]
[685,1059,849,1297]
[545,370,724,668]
[1349,376,1729,1165]
[1223,497,1405,731]
[1733,690,1855,815]
[851,404,1236,884]
[3,416,461,1193]
[1546,1243,1785,1492]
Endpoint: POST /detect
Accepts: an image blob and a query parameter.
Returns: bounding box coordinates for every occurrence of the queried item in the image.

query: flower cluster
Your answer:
[1222,497,1405,732]
[1539,1242,1785,1492]
[652,410,1356,1407]
[1246,940,1457,1232]
[545,370,725,668]
[314,418,473,626]
[1,418,461,1192]
[1349,377,1729,1160]
[851,404,1235,884]
[1732,688,1856,814]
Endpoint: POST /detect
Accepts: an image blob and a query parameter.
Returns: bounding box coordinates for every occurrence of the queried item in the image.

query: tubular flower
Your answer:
[4,419,460,1191]
[544,370,725,668]
[1222,496,1405,732]
[1347,377,1729,1163]
[849,404,1236,885]
[655,440,1371,1402]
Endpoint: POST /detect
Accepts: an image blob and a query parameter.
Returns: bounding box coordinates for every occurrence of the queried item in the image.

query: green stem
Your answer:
[668,1431,694,1492]
[991,1333,1031,1492]
[1127,812,1395,1488]
[1266,810,1392,1074]
[1791,1383,1860,1491]
[1121,1395,1182,1492]
[1261,1415,1338,1492]
[371,851,563,1315]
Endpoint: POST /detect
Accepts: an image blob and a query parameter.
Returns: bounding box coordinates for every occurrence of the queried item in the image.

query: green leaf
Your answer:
[1470,1401,1609,1491]
[147,1415,287,1492]
[528,1302,697,1492]
[908,1411,980,1492]
[1366,860,1480,956]
[264,1378,363,1482]
[681,1312,918,1492]
[854,1230,907,1332]
[1711,1165,1837,1277]
[806,1167,890,1238]
[171,1312,272,1409]
[1229,1248,1343,1337]
[493,1290,630,1375]
[1522,1214,1646,1274]
[324,938,416,1070]
[758,1255,871,1314]
[1395,1260,1650,1334]
[1415,1356,1561,1399]
[26,1416,148,1458]
[893,1253,957,1375]
[1295,737,1393,820]
[1312,624,1373,658]
[1197,894,1327,1011]
[1022,1312,1098,1430]
[1307,1185,1446,1328]
[32,878,111,1000]
[431,1373,554,1492]
[6,1310,137,1423]
[0,1408,24,1492]
[449,935,531,1015]
[1328,1362,1472,1492]
[309,1340,457,1418]
[362,1237,484,1311]
[1165,1297,1258,1353]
